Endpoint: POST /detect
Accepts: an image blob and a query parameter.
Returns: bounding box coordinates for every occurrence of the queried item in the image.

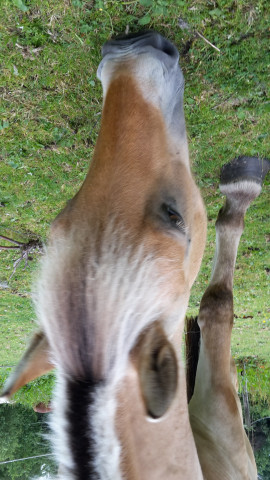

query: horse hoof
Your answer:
[220,156,270,186]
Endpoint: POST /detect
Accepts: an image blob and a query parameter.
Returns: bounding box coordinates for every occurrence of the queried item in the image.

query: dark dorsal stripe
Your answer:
[66,377,101,480]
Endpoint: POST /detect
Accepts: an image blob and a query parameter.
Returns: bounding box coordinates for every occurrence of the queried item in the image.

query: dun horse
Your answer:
[1,31,269,480]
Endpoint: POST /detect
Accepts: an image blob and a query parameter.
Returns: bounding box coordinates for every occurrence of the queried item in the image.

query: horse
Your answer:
[1,31,269,480]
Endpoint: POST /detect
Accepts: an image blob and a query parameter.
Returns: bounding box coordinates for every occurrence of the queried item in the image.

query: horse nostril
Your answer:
[160,41,177,58]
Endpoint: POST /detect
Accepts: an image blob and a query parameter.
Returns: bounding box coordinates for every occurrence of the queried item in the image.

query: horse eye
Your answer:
[165,206,186,232]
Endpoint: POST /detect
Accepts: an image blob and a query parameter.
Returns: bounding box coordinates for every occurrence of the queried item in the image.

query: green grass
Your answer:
[0,0,269,408]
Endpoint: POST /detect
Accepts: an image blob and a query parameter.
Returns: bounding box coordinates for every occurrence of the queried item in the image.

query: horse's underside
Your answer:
[1,31,269,480]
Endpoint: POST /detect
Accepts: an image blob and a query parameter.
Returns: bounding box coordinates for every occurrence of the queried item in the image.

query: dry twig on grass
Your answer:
[178,17,221,53]
[0,235,43,279]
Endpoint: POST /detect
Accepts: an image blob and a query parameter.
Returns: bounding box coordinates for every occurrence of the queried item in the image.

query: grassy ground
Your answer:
[0,0,269,410]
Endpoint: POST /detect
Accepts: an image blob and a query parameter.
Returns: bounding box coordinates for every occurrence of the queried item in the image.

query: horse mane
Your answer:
[185,316,201,403]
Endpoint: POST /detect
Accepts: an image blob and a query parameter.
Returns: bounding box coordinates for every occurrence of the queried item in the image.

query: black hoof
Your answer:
[220,156,270,186]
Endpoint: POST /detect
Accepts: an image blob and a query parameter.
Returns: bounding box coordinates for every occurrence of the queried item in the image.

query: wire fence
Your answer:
[0,454,53,465]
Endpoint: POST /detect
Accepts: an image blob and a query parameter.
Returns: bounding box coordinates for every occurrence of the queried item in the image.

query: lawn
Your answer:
[0,0,269,413]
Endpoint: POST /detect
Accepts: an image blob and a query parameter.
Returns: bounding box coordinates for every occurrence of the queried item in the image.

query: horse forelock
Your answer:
[35,220,187,384]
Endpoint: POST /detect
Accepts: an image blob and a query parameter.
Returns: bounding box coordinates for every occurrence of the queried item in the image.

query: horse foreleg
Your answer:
[189,156,269,480]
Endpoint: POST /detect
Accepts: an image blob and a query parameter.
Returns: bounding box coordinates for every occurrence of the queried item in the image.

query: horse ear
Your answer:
[0,331,54,401]
[137,324,178,419]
